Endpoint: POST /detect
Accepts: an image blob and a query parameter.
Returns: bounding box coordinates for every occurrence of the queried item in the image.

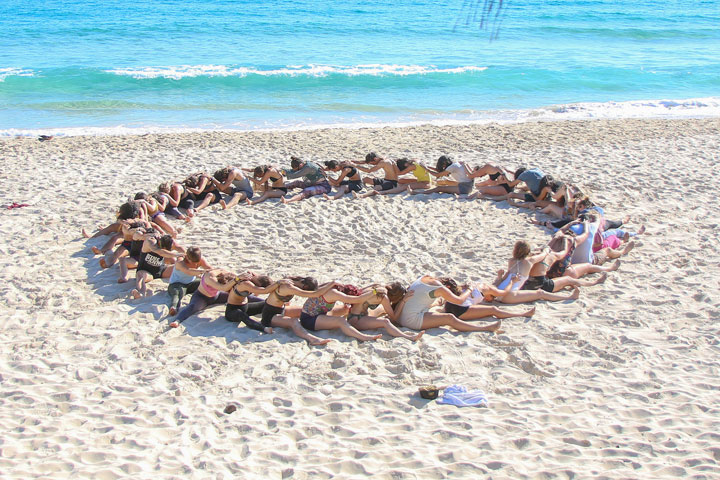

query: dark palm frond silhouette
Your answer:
[454,0,507,41]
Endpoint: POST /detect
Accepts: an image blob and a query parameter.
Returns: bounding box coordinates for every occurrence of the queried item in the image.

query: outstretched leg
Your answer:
[84,222,122,239]
[247,190,284,206]
[313,315,382,341]
[93,233,123,255]
[221,192,248,210]
[194,193,217,212]
[501,287,580,304]
[420,312,501,332]
[350,316,424,341]
[323,185,350,201]
[459,305,535,320]
[271,316,331,345]
[130,271,151,299]
[566,260,620,278]
[551,273,607,291]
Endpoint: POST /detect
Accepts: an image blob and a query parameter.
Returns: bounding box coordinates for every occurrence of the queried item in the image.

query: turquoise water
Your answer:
[1,0,719,134]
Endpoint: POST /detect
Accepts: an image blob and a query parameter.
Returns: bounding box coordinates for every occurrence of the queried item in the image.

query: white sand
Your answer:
[0,118,719,479]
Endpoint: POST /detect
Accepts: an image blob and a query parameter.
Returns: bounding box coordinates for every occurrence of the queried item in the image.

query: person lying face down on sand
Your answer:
[433,277,536,321]
[167,246,213,316]
[408,155,475,196]
[352,152,400,198]
[390,275,502,333]
[280,157,331,204]
[245,165,288,206]
[211,166,254,210]
[342,283,423,341]
[130,232,184,299]
[466,163,516,198]
[322,160,364,200]
[478,240,581,304]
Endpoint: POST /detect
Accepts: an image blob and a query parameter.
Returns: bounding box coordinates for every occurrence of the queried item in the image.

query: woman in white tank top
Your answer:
[395,275,501,333]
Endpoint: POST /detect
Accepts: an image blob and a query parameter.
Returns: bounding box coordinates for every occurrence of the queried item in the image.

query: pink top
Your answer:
[200,274,219,297]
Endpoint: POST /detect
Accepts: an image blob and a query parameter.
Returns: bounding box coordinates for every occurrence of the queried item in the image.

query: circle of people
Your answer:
[84,153,642,346]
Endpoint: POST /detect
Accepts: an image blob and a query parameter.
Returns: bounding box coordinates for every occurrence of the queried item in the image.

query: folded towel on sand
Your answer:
[437,385,489,407]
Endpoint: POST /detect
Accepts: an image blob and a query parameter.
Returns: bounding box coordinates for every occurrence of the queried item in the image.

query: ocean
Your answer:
[1,0,719,135]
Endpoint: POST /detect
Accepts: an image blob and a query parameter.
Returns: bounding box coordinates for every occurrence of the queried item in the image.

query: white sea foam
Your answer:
[105,64,488,79]
[0,67,34,82]
[3,97,719,137]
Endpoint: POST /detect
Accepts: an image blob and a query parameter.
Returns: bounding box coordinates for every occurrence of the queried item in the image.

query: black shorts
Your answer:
[444,303,470,318]
[373,179,398,191]
[299,312,318,331]
[261,303,285,328]
[524,193,536,202]
[341,180,364,193]
[522,276,555,292]
[500,183,513,193]
[207,189,223,205]
[272,186,288,194]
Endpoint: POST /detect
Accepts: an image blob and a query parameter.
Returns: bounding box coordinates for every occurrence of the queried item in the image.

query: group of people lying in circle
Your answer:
[82,153,643,344]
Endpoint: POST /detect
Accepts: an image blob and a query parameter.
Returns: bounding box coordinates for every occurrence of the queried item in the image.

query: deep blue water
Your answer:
[1,0,719,134]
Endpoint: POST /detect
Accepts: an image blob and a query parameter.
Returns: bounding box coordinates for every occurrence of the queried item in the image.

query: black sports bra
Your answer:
[274,290,294,303]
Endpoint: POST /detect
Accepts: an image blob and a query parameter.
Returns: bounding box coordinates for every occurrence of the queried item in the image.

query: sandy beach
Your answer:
[1,118,719,479]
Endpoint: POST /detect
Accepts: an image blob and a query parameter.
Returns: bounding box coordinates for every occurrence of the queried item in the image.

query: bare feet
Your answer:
[610,260,621,271]
[220,199,228,210]
[91,246,102,255]
[130,288,150,299]
[117,277,128,284]
[99,257,108,269]
[280,196,288,204]
[309,337,332,346]
[367,334,383,341]
[412,330,425,342]
[351,192,359,199]
[569,287,580,300]
[169,321,180,328]
[169,307,177,316]
[595,273,608,285]
[622,215,631,224]
[523,306,536,318]
[322,194,330,200]
[82,228,91,238]
[623,241,635,255]
[263,327,273,334]
[486,321,502,333]
[637,225,646,235]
